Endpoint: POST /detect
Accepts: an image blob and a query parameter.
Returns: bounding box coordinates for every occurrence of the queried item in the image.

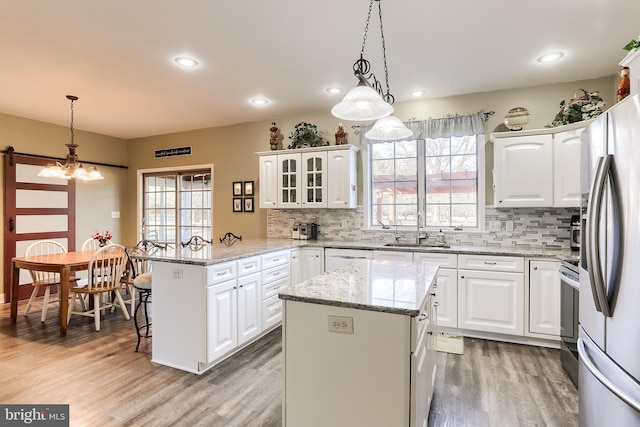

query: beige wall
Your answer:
[0,112,128,297]
[0,75,618,294]
[124,75,617,240]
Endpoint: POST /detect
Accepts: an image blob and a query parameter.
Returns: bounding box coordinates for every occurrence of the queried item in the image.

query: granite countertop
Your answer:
[134,238,579,265]
[278,259,439,317]
[135,239,300,265]
[305,240,580,263]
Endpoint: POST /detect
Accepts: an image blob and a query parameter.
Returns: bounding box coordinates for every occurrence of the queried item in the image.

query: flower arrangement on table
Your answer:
[92,230,112,247]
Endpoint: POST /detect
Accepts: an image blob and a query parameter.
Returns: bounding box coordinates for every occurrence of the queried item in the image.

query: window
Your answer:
[367,133,485,231]
[142,169,212,246]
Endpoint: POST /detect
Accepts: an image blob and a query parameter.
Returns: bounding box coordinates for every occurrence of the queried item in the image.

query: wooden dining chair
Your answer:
[23,240,77,322]
[67,244,131,331]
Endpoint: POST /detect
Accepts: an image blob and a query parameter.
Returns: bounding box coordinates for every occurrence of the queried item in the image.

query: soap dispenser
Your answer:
[436,229,446,245]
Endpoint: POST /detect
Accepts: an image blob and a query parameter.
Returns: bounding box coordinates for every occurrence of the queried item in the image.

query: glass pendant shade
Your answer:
[331,85,394,122]
[364,115,413,141]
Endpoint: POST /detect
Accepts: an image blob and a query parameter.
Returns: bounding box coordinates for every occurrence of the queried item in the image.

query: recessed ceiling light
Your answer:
[174,57,199,67]
[410,90,424,97]
[326,87,344,94]
[537,52,564,63]
[252,98,269,105]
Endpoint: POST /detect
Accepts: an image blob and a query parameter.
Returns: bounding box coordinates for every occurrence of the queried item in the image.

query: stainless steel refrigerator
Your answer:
[579,93,640,425]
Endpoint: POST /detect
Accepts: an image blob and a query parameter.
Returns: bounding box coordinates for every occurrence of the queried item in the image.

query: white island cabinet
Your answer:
[150,245,291,375]
[280,259,439,427]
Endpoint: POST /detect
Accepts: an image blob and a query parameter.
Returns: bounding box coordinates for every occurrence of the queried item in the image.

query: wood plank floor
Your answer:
[0,300,577,426]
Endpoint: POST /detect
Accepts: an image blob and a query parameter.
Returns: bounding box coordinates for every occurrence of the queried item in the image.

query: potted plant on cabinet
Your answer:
[287,122,329,149]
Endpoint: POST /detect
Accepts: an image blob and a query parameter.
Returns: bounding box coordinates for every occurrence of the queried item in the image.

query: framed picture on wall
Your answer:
[243,181,255,196]
[233,198,243,212]
[233,181,243,196]
[244,197,254,212]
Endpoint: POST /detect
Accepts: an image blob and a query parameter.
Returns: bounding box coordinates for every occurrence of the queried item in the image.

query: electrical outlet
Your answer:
[328,315,354,334]
[341,219,348,228]
[505,220,514,232]
[172,269,183,279]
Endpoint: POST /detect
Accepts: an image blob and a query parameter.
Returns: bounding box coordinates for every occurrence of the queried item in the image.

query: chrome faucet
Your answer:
[416,211,428,244]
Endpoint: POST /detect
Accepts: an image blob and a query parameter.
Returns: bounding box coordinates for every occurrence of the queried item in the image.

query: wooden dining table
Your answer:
[10,250,97,336]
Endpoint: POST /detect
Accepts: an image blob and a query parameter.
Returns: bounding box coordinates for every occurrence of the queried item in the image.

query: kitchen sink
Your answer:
[383,243,450,249]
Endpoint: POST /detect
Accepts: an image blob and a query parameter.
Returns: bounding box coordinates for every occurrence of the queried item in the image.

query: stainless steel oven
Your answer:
[560,259,580,388]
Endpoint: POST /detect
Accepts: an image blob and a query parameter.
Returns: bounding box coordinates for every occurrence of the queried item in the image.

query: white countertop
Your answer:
[278,259,439,316]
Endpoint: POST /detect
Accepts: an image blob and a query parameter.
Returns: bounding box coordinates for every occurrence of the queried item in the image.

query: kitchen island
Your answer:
[279,259,439,427]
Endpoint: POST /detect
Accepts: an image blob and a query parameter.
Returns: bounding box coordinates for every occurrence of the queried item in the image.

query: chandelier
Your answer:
[38,95,104,180]
[331,0,413,141]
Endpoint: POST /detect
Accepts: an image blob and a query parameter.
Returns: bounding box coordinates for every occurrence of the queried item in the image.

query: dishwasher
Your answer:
[324,248,372,272]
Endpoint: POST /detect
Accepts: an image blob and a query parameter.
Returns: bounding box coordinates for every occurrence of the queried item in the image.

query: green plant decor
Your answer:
[287,122,329,149]
[546,89,606,128]
[624,39,640,51]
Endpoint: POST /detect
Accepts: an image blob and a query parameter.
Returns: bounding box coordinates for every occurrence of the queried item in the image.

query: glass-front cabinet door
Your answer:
[278,153,300,208]
[302,152,327,208]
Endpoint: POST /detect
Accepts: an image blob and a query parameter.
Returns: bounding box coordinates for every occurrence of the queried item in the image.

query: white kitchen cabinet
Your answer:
[553,128,583,207]
[327,146,358,208]
[458,254,525,336]
[260,250,290,331]
[528,259,561,338]
[620,48,640,97]
[301,151,327,208]
[372,250,413,262]
[413,252,458,328]
[206,279,238,362]
[291,247,324,285]
[491,122,586,208]
[257,145,359,209]
[493,134,553,207]
[324,248,373,272]
[152,249,291,374]
[278,153,301,208]
[237,272,262,345]
[258,155,278,208]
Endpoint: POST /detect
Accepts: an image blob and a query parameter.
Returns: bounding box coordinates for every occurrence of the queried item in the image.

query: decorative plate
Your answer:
[504,107,530,131]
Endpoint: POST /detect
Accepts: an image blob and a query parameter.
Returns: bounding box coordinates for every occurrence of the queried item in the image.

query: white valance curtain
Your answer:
[361,110,489,142]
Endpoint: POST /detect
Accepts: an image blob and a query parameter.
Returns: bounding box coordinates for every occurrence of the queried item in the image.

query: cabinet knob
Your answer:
[460,275,465,279]
[533,266,538,270]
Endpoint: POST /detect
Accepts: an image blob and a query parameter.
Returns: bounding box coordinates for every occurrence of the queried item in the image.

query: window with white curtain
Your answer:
[366,112,487,231]
[142,169,212,246]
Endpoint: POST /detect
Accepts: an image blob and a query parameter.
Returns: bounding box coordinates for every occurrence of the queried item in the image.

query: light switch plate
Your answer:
[489,220,501,232]
[505,220,514,232]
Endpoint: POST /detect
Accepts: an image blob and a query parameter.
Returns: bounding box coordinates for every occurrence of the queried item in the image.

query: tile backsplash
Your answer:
[267,206,579,249]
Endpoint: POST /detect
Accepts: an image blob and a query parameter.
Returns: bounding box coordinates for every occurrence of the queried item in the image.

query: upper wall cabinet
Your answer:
[257,145,359,209]
[620,48,640,97]
[491,121,588,208]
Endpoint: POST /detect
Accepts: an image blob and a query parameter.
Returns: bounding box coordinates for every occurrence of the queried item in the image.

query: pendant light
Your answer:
[331,0,413,141]
[38,95,104,180]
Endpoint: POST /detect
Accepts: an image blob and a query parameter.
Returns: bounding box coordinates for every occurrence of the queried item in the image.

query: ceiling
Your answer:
[1,1,638,140]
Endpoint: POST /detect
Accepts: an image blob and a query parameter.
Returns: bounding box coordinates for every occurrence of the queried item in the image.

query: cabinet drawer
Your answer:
[261,250,290,270]
[458,254,524,272]
[262,295,283,330]
[237,256,261,277]
[413,253,457,269]
[206,261,237,285]
[262,264,290,284]
[262,276,289,300]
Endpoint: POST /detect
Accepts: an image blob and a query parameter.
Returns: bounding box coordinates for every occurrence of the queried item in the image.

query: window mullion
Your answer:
[417,140,426,222]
